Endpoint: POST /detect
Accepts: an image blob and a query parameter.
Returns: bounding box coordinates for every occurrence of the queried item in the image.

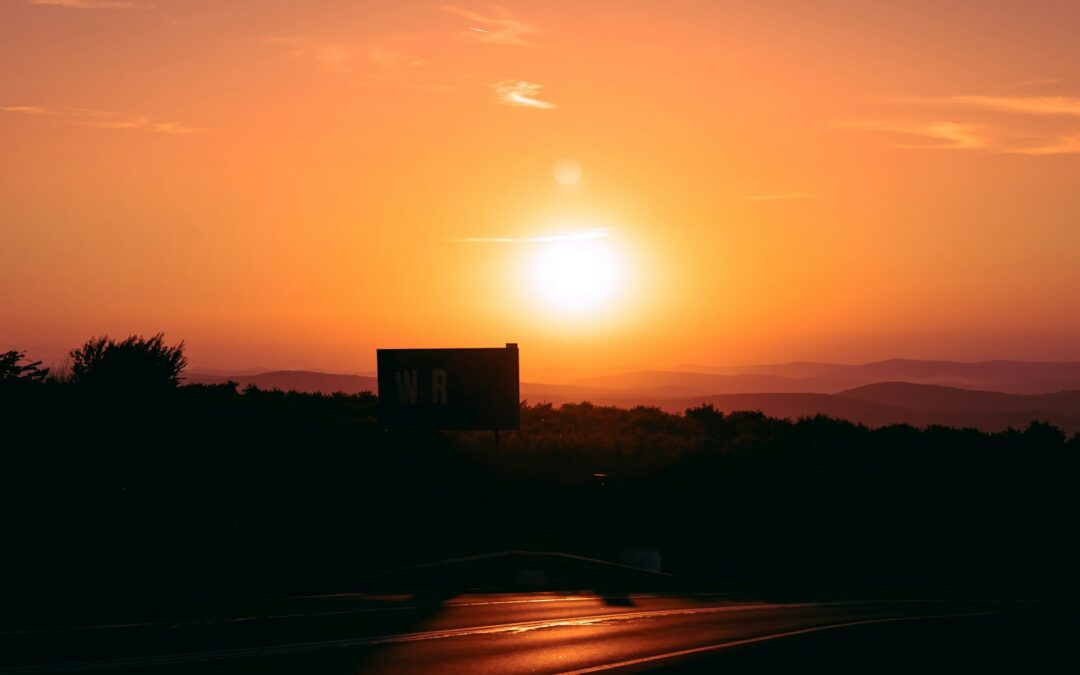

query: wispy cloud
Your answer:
[270,36,437,88]
[27,0,135,9]
[166,12,221,25]
[852,91,1080,155]
[269,37,357,71]
[1,105,200,134]
[454,228,610,243]
[1014,77,1061,88]
[1006,134,1080,156]
[368,46,424,70]
[441,5,536,46]
[743,192,815,202]
[846,120,990,150]
[494,80,555,109]
[905,95,1080,117]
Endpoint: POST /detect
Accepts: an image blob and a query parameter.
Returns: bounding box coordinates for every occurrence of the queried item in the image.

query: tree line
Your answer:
[2,335,1077,607]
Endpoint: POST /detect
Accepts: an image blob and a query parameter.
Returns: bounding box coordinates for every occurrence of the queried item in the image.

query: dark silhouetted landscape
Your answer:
[4,339,1079,599]
[4,337,1080,673]
[7,2,1080,670]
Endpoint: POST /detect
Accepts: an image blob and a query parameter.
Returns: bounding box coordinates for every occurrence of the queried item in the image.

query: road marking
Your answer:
[0,600,871,674]
[362,601,861,644]
[0,593,735,637]
[555,610,1005,675]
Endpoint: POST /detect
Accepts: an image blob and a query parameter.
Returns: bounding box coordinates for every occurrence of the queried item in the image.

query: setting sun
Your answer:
[530,237,622,314]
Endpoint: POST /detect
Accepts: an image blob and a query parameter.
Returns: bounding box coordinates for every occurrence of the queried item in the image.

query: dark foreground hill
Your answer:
[3,378,1079,609]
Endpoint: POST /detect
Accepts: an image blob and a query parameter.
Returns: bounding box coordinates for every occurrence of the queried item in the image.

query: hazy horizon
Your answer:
[11,343,1080,384]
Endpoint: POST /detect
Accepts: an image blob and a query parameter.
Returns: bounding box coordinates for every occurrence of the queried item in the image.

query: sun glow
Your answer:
[530,237,622,314]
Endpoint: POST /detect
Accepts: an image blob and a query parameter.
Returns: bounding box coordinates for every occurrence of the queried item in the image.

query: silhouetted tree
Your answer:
[69,333,187,393]
[0,350,49,383]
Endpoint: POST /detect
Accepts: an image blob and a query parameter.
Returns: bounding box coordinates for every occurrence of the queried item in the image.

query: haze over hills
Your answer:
[838,382,1080,415]
[184,360,1080,433]
[523,383,1080,433]
[641,389,1080,433]
[572,359,1080,395]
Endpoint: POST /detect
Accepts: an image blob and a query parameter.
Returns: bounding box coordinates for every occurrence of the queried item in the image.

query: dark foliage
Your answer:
[0,350,49,383]
[2,345,1078,608]
[69,333,187,394]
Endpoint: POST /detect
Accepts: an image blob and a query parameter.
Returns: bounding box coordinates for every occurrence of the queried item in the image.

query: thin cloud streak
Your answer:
[269,37,356,71]
[441,5,536,46]
[906,95,1080,117]
[166,12,222,25]
[846,120,990,150]
[453,229,610,243]
[28,0,135,8]
[1013,77,1061,88]
[494,80,555,109]
[269,36,442,90]
[853,92,1080,155]
[744,192,815,202]
[1,105,200,134]
[1007,134,1080,156]
[851,118,1080,155]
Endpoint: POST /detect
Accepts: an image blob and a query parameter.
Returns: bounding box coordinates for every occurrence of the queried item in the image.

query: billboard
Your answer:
[377,344,520,430]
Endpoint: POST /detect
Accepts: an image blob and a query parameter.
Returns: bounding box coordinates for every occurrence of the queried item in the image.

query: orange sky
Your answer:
[3,0,1080,379]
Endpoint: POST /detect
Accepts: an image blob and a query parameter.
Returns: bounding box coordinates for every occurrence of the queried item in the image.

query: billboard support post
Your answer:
[377,343,519,525]
[493,428,502,528]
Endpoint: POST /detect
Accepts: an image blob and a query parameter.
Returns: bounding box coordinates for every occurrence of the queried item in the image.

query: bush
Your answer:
[69,333,187,394]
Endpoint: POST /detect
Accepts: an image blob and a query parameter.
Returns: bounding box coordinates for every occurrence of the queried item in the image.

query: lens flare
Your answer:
[553,158,583,186]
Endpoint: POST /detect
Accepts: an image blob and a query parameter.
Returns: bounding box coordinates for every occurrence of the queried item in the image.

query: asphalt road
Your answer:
[0,590,1046,674]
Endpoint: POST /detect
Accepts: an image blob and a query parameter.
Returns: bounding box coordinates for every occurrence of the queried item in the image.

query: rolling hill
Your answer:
[183,361,1080,432]
[571,359,1080,395]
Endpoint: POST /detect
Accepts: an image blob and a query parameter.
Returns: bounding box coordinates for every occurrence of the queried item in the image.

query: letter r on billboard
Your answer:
[432,369,448,404]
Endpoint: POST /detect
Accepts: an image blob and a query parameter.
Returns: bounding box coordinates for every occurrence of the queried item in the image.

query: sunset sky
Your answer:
[3,0,1079,379]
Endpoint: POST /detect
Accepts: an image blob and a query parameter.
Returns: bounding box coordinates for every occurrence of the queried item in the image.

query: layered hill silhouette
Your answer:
[572,359,1080,395]
[185,360,1080,432]
[523,383,1080,432]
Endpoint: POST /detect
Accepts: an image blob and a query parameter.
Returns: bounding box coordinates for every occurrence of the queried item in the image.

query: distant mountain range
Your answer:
[184,360,1080,432]
[569,359,1080,395]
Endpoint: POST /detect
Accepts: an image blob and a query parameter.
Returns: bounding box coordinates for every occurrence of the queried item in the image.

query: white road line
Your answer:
[0,600,872,674]
[555,610,1005,675]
